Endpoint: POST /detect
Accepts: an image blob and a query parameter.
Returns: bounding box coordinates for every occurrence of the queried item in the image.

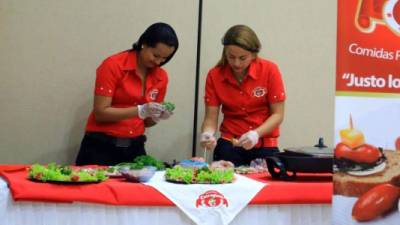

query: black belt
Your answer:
[85,132,146,147]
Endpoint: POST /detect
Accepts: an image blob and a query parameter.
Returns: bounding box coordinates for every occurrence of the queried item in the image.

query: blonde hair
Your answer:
[217,25,261,66]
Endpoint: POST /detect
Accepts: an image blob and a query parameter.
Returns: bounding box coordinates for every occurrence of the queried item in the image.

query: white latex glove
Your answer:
[238,130,259,150]
[159,109,173,120]
[137,102,164,119]
[200,131,217,150]
[150,110,173,123]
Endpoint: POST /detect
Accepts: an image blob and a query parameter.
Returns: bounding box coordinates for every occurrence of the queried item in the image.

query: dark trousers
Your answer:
[75,132,147,166]
[214,138,279,166]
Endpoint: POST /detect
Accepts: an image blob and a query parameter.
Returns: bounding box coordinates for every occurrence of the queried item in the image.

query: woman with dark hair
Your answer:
[200,25,286,166]
[75,22,179,166]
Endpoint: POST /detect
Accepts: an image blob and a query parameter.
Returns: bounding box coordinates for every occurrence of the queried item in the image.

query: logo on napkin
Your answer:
[355,0,400,35]
[195,190,228,208]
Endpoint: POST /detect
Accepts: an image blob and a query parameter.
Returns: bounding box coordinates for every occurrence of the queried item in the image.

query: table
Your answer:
[0,165,332,225]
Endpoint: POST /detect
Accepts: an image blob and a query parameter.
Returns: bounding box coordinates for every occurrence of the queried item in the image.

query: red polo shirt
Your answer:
[204,58,286,147]
[85,50,168,138]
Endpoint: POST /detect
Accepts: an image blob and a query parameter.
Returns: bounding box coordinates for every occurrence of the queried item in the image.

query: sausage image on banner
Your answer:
[334,115,387,176]
[334,142,387,176]
[352,183,400,222]
[395,136,400,151]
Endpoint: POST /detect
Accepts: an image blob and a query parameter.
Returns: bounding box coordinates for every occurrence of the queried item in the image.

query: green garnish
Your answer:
[113,155,165,171]
[165,165,234,184]
[162,101,175,112]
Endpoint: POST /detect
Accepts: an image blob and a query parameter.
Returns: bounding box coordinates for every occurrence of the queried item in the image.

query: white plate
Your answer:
[346,162,386,176]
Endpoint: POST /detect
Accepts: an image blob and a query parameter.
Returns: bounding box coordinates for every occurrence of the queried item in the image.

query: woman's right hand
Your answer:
[200,131,216,150]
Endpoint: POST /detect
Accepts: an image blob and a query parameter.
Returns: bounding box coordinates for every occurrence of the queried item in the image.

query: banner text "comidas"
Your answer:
[348,43,400,61]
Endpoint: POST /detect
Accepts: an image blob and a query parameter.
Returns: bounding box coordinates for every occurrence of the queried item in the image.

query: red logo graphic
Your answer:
[384,0,400,34]
[252,86,267,98]
[148,89,159,100]
[355,0,400,35]
[195,190,229,208]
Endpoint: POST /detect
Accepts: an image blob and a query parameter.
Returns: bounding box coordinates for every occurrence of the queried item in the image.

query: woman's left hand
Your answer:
[238,130,259,150]
[151,109,173,122]
[159,110,173,120]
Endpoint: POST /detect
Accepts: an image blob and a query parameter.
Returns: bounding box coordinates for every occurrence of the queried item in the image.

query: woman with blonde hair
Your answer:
[200,25,286,166]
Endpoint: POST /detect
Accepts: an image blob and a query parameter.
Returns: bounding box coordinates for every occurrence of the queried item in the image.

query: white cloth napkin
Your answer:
[145,171,267,225]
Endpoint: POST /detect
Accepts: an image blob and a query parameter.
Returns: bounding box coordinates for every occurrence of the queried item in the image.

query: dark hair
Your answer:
[132,22,179,66]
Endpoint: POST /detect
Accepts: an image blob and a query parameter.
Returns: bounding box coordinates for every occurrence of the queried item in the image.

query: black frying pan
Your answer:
[266,138,333,180]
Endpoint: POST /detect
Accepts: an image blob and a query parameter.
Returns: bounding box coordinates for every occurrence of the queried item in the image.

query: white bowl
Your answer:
[120,166,156,182]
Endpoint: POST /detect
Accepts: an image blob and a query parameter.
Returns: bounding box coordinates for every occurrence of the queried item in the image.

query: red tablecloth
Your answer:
[0,164,332,206]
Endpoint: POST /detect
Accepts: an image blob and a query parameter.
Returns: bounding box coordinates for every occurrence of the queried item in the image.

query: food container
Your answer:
[178,159,208,168]
[265,138,333,180]
[120,166,157,182]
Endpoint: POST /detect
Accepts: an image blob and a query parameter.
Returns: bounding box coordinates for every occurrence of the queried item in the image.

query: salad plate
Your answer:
[165,165,235,184]
[28,163,108,183]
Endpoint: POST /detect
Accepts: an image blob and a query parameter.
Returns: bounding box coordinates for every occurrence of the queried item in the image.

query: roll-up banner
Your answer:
[333,0,400,224]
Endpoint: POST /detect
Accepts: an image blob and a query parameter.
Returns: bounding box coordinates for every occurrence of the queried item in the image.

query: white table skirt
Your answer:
[0,179,331,225]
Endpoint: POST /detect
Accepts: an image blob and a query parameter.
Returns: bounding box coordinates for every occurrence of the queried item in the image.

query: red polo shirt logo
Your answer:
[149,88,159,100]
[195,190,229,208]
[252,86,267,97]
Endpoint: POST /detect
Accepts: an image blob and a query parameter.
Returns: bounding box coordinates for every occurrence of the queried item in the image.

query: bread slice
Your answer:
[334,150,400,197]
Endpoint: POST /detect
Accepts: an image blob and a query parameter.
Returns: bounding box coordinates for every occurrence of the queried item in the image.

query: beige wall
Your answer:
[0,0,198,164]
[0,1,336,164]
